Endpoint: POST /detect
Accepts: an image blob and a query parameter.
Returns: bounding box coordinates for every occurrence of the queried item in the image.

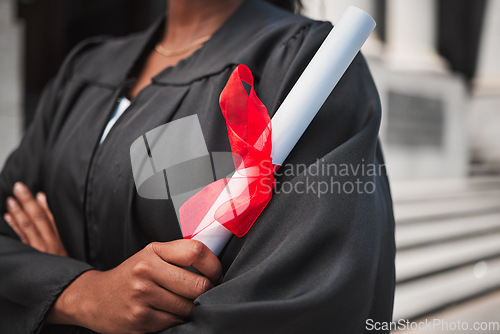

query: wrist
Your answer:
[46,269,103,327]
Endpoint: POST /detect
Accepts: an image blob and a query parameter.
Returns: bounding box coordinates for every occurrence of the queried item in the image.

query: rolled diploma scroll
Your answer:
[192,6,376,256]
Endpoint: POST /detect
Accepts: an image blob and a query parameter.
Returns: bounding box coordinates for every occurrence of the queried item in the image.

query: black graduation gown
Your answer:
[0,0,396,333]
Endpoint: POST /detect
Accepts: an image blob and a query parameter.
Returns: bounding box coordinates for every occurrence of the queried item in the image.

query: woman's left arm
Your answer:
[4,182,67,257]
[0,40,97,333]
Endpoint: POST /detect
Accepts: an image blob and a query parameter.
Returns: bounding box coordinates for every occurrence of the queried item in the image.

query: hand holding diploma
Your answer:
[46,239,222,333]
[180,6,377,255]
[4,186,223,333]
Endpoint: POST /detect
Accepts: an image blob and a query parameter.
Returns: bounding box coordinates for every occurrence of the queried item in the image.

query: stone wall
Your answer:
[469,0,500,175]
[303,0,470,180]
[0,0,23,168]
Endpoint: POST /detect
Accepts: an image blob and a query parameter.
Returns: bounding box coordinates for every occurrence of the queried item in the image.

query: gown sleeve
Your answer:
[162,22,396,334]
[0,42,96,334]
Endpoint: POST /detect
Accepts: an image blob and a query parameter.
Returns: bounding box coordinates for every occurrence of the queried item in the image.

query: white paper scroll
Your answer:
[192,6,376,255]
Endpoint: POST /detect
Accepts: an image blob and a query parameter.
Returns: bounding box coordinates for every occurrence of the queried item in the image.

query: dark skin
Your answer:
[128,0,243,99]
[3,1,243,332]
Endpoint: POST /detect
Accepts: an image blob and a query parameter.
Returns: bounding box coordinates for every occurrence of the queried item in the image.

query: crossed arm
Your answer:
[3,182,222,334]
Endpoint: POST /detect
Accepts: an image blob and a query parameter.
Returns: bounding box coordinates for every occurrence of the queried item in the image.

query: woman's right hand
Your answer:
[48,239,222,333]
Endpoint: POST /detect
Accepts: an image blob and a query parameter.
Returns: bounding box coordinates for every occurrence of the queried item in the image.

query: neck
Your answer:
[163,0,243,47]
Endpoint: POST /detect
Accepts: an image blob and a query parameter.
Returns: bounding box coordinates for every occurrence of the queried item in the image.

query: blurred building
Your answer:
[305,0,499,180]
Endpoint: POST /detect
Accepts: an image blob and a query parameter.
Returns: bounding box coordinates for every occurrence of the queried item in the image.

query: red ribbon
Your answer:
[180,64,276,239]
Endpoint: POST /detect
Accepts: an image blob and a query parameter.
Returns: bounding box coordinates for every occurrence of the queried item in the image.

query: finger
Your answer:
[147,284,194,318]
[3,213,28,243]
[6,197,44,246]
[150,240,222,285]
[149,258,213,300]
[36,192,57,234]
[13,182,55,239]
[151,239,222,285]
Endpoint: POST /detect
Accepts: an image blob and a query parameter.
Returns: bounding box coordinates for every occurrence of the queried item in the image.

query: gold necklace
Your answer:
[154,35,212,57]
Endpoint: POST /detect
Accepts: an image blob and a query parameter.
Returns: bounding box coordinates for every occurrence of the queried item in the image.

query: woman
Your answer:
[0,0,395,333]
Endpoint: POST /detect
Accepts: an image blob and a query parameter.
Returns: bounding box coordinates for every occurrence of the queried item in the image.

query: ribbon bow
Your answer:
[179,64,275,239]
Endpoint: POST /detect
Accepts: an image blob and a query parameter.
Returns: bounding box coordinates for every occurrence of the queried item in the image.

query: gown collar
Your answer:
[73,0,304,87]
[152,0,272,85]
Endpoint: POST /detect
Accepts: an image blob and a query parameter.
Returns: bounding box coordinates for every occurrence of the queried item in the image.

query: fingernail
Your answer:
[14,182,27,195]
[7,197,17,209]
[3,214,11,223]
[36,192,45,202]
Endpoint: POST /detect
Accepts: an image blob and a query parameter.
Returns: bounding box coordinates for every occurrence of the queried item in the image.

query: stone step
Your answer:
[396,231,500,283]
[392,177,500,322]
[394,290,500,334]
[393,256,500,321]
[391,177,500,203]
[396,211,500,250]
[394,192,500,224]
